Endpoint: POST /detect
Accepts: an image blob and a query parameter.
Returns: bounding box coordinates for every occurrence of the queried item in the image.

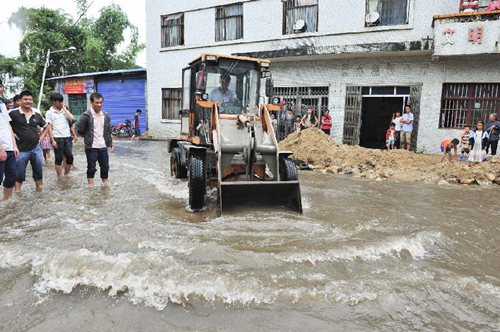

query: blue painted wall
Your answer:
[97,78,147,134]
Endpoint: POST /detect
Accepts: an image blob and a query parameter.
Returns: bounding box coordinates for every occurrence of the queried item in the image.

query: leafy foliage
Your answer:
[4,3,144,107]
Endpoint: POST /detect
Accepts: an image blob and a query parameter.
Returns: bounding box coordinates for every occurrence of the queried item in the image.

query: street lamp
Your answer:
[37,46,77,110]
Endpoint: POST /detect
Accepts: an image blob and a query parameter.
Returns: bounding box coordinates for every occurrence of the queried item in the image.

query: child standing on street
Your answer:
[40,128,53,163]
[391,111,402,148]
[460,125,471,161]
[386,123,397,150]
[468,121,489,166]
[295,115,302,133]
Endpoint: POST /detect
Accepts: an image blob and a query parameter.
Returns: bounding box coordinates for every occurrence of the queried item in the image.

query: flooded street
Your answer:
[1,140,500,331]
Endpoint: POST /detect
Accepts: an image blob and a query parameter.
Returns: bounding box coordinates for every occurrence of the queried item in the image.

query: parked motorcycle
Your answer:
[111,120,134,137]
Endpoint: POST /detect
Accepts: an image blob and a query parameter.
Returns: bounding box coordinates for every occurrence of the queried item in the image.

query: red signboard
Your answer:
[65,78,84,94]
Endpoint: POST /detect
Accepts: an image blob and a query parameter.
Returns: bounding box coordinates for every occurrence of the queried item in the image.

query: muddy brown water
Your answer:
[1,141,500,331]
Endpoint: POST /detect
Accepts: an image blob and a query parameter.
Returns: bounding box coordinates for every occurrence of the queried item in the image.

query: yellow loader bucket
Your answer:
[218,181,302,215]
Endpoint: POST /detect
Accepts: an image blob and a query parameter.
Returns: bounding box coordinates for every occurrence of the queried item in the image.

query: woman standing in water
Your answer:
[468,121,489,166]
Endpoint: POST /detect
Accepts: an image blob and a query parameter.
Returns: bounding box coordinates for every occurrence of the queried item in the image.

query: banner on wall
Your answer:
[84,77,95,93]
[65,78,84,94]
[54,80,65,94]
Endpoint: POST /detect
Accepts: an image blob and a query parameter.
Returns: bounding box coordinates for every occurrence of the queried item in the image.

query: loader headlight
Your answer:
[201,93,209,101]
[272,97,281,105]
[205,55,217,61]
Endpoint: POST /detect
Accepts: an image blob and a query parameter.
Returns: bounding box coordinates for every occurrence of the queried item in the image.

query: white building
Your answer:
[145,0,500,152]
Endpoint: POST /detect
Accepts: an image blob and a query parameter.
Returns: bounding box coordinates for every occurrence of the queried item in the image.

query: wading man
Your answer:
[0,80,20,200]
[45,93,75,178]
[77,93,114,186]
[8,91,49,192]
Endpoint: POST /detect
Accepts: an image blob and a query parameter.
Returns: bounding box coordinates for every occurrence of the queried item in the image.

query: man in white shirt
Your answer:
[45,93,75,178]
[0,80,20,200]
[209,74,237,105]
[400,106,414,151]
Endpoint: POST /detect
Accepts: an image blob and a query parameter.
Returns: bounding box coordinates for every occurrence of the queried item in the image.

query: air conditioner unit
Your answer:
[293,19,307,33]
[365,12,380,26]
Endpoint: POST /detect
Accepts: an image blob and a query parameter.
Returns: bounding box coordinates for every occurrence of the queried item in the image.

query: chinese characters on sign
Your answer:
[468,27,484,44]
[64,78,85,94]
[443,29,455,45]
[442,26,485,46]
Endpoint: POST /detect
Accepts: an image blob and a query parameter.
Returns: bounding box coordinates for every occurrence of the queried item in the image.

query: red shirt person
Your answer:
[440,138,460,162]
[321,110,332,135]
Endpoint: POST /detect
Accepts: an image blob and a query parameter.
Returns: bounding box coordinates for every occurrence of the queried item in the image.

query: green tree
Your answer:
[8,3,144,108]
[0,54,27,99]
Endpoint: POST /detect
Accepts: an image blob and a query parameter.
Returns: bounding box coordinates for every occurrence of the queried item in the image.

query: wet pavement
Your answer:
[1,140,500,331]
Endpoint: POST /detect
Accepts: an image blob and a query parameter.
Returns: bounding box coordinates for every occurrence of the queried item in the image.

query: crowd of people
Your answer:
[0,79,144,201]
[438,115,499,165]
[387,106,499,165]
[276,103,499,167]
[278,107,332,138]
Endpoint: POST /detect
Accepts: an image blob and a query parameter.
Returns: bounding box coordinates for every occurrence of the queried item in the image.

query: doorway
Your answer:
[360,97,405,149]
[343,85,421,150]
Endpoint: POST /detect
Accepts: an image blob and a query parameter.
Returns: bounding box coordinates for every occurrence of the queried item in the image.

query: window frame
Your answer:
[162,88,183,120]
[282,0,319,35]
[161,12,184,48]
[365,0,410,27]
[215,3,244,42]
[439,83,500,129]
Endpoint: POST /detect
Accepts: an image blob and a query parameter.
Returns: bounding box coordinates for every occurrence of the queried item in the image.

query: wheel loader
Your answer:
[168,53,302,215]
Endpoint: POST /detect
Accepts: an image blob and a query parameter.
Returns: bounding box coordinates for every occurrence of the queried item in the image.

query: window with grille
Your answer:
[366,0,409,26]
[283,0,318,35]
[161,13,184,47]
[162,89,182,120]
[216,4,243,42]
[440,83,500,129]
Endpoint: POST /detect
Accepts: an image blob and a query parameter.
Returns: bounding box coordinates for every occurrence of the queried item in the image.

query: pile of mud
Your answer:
[278,128,500,186]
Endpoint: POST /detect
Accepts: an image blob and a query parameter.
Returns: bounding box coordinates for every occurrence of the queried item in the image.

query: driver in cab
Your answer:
[209,74,237,104]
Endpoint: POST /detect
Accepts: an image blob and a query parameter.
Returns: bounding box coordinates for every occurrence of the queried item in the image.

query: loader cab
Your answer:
[180,54,272,142]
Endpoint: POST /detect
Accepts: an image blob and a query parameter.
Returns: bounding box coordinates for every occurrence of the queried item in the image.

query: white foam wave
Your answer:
[458,277,500,298]
[120,163,189,200]
[0,244,380,309]
[275,231,443,265]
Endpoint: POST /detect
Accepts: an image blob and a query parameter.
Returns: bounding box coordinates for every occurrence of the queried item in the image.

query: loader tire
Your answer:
[171,148,187,178]
[188,155,205,210]
[280,158,298,181]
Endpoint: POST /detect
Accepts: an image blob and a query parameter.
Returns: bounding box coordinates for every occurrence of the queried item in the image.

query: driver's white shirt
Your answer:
[209,87,237,104]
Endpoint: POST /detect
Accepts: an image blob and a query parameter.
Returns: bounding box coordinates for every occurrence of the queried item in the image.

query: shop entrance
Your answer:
[360,97,405,149]
[343,85,421,151]
[359,87,410,148]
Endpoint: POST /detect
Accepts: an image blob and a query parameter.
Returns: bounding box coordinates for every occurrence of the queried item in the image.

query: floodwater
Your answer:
[1,141,500,332]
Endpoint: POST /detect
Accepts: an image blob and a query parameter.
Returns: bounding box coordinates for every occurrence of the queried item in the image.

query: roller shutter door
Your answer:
[97,78,147,133]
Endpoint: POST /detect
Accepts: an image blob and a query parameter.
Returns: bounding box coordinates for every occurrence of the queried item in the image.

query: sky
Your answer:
[0,0,147,67]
